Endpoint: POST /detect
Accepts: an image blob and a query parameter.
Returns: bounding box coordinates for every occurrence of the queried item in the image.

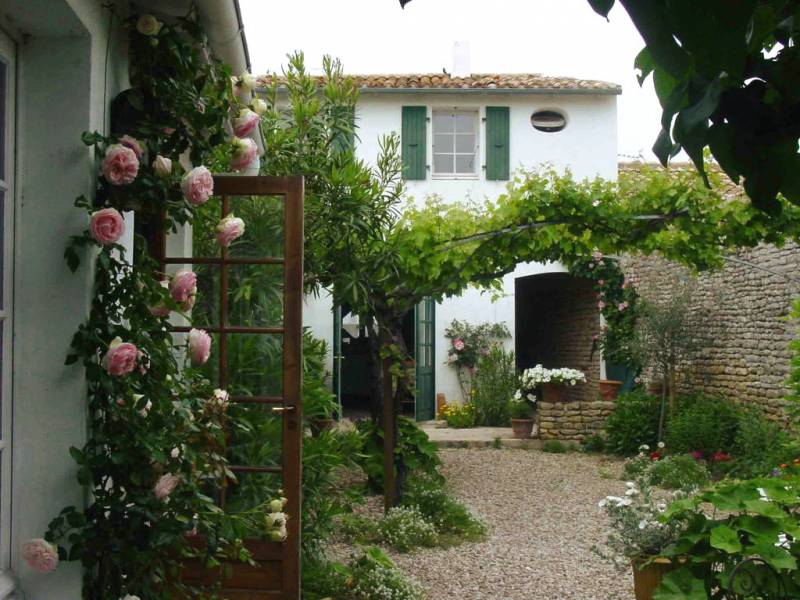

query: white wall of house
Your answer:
[304,88,618,410]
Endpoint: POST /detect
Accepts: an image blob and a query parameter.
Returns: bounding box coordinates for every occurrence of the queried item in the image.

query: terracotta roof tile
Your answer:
[258,73,621,94]
[619,161,743,201]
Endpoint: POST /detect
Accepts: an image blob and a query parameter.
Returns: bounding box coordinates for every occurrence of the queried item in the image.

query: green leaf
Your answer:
[653,128,681,166]
[634,47,655,85]
[710,525,743,553]
[587,0,615,18]
[654,567,708,600]
[752,543,797,571]
[744,499,787,520]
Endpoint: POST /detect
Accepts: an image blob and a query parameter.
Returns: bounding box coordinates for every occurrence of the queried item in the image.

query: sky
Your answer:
[239,0,665,161]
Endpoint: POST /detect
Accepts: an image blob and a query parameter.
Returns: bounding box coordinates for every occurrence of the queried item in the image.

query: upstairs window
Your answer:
[432,110,478,178]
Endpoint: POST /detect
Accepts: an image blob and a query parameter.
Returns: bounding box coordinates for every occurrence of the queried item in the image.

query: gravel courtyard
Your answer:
[388,448,635,600]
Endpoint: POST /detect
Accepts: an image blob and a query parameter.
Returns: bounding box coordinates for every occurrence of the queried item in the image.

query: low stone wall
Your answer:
[538,399,615,441]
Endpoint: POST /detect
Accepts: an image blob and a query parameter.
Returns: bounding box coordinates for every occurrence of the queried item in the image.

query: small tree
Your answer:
[632,277,704,441]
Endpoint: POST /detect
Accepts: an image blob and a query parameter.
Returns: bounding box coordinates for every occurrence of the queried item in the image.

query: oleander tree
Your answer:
[400,0,800,213]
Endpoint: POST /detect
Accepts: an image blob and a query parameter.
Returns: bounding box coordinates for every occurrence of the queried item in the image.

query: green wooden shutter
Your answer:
[402,106,427,180]
[485,106,510,180]
[415,297,435,421]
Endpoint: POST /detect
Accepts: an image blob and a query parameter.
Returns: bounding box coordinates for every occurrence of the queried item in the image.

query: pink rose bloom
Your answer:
[101,144,139,185]
[153,473,180,500]
[169,269,197,311]
[152,155,172,178]
[22,539,59,573]
[181,166,214,206]
[452,338,465,351]
[119,135,145,160]
[103,337,139,376]
[598,279,605,286]
[188,328,212,365]
[617,302,628,311]
[598,301,606,310]
[89,208,125,244]
[216,214,245,248]
[212,388,230,408]
[232,108,260,138]
[592,250,604,262]
[230,137,257,172]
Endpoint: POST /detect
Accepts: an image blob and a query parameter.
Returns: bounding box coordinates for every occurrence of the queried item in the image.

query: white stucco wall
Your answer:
[306,89,618,410]
[3,0,129,597]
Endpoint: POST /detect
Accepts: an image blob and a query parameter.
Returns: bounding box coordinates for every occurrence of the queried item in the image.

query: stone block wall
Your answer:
[538,400,615,441]
[620,242,800,421]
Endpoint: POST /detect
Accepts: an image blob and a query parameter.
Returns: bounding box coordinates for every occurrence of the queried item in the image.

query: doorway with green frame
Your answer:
[332,298,436,421]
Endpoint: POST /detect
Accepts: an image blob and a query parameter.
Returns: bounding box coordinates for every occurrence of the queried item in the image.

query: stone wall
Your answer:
[621,242,800,420]
[538,400,616,441]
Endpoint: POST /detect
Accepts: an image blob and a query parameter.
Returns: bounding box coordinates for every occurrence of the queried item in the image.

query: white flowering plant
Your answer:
[510,389,537,419]
[594,478,691,571]
[520,364,587,387]
[378,505,439,552]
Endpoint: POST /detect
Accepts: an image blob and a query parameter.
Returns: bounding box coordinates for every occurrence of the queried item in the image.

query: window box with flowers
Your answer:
[520,364,586,403]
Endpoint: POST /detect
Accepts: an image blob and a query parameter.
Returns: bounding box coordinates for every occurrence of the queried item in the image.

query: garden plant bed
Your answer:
[332,448,633,600]
[420,421,542,449]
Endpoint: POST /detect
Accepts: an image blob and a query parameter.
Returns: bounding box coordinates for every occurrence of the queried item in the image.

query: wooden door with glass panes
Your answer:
[0,28,15,600]
[162,176,303,599]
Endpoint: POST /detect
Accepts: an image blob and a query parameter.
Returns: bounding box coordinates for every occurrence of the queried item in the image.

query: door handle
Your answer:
[272,406,296,413]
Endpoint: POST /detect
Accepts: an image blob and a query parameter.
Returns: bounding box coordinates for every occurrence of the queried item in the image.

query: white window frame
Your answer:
[431,108,480,180]
[0,26,15,599]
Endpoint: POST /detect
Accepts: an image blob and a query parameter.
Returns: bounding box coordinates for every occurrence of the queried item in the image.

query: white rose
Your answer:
[239,72,257,92]
[152,155,172,178]
[170,447,180,459]
[136,15,162,36]
[252,98,268,115]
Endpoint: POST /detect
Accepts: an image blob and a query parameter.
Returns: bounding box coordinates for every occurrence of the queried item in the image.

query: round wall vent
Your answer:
[531,110,567,133]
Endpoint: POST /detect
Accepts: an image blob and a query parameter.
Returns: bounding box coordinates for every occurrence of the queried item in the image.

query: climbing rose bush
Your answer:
[101,144,139,185]
[89,208,125,244]
[216,214,245,247]
[21,539,59,573]
[188,328,212,365]
[181,165,214,206]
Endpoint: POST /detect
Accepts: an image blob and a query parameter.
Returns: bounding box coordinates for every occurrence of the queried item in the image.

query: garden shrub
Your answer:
[338,513,380,546]
[647,454,710,491]
[378,506,438,552]
[438,402,477,428]
[356,417,443,492]
[402,476,486,543]
[604,390,661,456]
[665,395,742,455]
[472,347,517,426]
[542,440,569,453]
[728,408,792,478]
[582,434,607,453]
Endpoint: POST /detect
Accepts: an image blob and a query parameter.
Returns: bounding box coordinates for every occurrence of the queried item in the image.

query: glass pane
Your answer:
[227,195,284,259]
[227,263,283,327]
[433,134,453,153]
[227,403,282,468]
[455,134,475,153]
[455,113,475,133]
[432,113,453,134]
[455,154,476,174]
[0,190,4,310]
[224,472,283,514]
[188,197,223,259]
[226,333,283,397]
[433,154,454,174]
[0,60,5,181]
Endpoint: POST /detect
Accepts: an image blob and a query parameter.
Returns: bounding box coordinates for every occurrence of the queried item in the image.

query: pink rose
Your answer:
[152,155,172,178]
[153,473,180,500]
[216,214,245,248]
[598,279,605,286]
[453,338,465,351]
[598,301,606,310]
[89,208,125,244]
[169,269,197,311]
[181,166,214,206]
[188,328,211,365]
[592,250,604,262]
[617,302,628,311]
[22,539,59,573]
[101,144,139,185]
[233,108,260,138]
[103,338,139,376]
[230,137,257,172]
[212,388,229,408]
[119,135,145,160]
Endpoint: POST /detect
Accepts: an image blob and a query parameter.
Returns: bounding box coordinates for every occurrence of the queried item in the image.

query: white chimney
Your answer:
[452,41,471,77]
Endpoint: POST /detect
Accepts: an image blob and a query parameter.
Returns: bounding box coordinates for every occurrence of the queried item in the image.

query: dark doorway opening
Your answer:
[514,272,600,403]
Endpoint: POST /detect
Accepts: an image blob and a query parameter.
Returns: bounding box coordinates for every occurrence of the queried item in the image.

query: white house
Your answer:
[0,2,250,598]
[302,60,621,420]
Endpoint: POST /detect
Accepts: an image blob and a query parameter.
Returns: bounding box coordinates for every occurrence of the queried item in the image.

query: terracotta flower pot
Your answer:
[598,379,623,401]
[631,557,678,600]
[510,418,534,439]
[540,383,564,403]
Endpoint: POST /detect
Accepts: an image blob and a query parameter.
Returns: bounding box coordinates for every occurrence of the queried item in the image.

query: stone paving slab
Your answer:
[419,421,542,449]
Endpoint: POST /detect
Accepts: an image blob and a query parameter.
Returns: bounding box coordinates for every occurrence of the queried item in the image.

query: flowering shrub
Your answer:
[378,505,439,552]
[437,402,478,428]
[595,479,691,571]
[402,477,486,542]
[510,389,536,419]
[444,320,510,401]
[31,10,273,599]
[520,364,586,387]
[347,547,424,600]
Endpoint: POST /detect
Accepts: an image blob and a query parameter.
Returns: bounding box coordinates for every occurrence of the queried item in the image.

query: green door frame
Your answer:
[415,297,436,421]
[332,305,343,417]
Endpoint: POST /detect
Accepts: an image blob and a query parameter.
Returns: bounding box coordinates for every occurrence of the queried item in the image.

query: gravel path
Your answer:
[388,448,635,600]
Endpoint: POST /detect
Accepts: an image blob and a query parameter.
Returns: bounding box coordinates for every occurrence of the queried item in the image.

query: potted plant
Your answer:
[520,364,587,403]
[598,379,624,400]
[594,479,690,600]
[509,390,536,439]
